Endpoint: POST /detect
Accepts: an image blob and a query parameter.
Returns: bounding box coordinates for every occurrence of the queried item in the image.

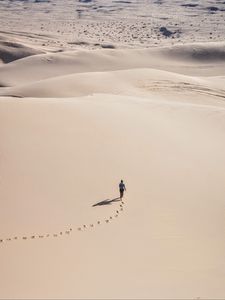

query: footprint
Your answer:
[46,234,50,238]
[120,208,123,211]
[14,237,18,240]
[65,231,70,234]
[39,235,44,239]
[23,237,27,240]
[122,201,124,204]
[110,217,113,220]
[53,234,58,237]
[97,221,101,224]
[31,236,35,239]
[0,239,3,243]
[6,238,11,241]
[78,227,82,231]
[116,210,119,214]
[105,220,109,223]
[60,232,63,235]
[83,225,86,229]
[70,228,72,231]
[115,214,118,217]
[90,224,94,227]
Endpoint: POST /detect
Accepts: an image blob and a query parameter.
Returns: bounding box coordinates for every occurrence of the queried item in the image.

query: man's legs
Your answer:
[120,189,124,199]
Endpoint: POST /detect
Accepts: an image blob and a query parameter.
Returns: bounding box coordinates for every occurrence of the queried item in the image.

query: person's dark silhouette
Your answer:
[119,180,126,199]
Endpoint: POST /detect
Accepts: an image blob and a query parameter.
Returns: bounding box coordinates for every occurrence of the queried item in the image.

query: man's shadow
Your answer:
[92,197,121,207]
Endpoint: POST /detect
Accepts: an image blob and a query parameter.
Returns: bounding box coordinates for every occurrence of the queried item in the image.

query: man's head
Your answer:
[121,180,123,183]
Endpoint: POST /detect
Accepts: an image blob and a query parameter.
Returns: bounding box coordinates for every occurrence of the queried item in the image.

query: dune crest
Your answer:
[0,36,44,64]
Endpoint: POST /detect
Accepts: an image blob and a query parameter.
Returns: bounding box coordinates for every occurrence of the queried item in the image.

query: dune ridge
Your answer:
[0,36,44,64]
[1,68,225,99]
[0,42,225,98]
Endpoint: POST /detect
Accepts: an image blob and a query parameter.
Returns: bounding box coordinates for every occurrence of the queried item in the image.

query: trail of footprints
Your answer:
[0,201,125,245]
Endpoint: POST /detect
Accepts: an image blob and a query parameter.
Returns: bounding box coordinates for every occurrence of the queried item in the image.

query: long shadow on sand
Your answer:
[92,197,121,207]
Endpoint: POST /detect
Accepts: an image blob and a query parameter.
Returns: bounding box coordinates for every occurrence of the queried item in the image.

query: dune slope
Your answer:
[0,41,225,299]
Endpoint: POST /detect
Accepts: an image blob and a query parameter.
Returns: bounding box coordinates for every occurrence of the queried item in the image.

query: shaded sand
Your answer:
[0,35,44,64]
[1,40,225,299]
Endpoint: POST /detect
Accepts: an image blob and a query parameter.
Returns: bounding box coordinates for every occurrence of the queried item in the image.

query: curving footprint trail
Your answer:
[0,200,125,245]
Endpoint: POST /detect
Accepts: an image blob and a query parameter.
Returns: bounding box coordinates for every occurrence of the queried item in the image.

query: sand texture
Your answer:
[0,0,225,299]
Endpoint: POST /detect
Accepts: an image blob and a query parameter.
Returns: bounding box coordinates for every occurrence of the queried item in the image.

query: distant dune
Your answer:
[0,36,44,64]
[1,41,225,88]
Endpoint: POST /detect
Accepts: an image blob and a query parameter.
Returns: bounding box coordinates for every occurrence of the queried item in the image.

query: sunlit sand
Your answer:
[0,0,225,299]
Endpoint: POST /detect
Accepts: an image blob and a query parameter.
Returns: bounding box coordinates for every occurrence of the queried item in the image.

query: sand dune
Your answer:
[1,41,225,89]
[0,1,225,299]
[1,42,225,101]
[1,92,225,299]
[0,36,44,64]
[1,68,225,100]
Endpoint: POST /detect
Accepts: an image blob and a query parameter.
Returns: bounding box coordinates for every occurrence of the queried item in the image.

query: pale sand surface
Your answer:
[0,0,225,299]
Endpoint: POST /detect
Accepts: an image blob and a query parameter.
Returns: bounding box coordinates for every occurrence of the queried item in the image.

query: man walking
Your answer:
[119,180,126,199]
